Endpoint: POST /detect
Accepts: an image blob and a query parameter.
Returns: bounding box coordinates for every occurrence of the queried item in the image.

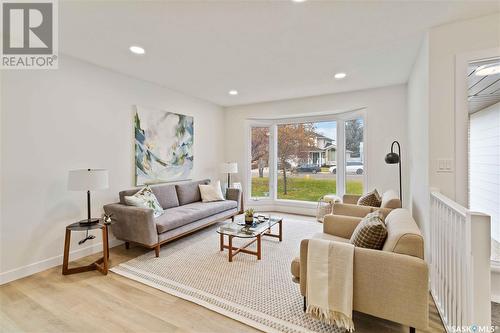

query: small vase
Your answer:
[245,216,254,226]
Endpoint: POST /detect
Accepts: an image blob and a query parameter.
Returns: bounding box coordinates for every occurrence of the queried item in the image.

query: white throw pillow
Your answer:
[124,186,164,218]
[199,180,225,202]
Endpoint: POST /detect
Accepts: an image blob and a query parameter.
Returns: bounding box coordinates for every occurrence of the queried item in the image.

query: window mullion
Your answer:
[270,124,278,200]
[337,120,346,197]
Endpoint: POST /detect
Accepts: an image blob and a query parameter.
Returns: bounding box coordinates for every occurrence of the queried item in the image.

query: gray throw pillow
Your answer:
[349,210,387,250]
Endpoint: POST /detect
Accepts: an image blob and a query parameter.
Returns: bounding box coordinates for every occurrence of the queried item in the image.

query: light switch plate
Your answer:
[437,159,453,173]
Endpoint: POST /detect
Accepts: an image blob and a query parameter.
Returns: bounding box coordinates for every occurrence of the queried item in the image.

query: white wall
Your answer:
[407,34,430,254]
[428,13,500,203]
[0,55,225,283]
[224,84,408,214]
[407,13,500,301]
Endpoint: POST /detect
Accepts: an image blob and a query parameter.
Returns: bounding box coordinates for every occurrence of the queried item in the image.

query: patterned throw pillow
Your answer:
[349,210,387,250]
[124,186,164,218]
[357,189,382,207]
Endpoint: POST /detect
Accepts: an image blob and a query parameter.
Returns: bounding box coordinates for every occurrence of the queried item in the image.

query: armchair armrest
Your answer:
[323,214,362,238]
[343,194,361,204]
[226,188,242,212]
[353,247,429,330]
[103,203,158,246]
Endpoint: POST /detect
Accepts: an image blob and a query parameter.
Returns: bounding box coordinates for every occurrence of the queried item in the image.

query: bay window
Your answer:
[248,111,366,203]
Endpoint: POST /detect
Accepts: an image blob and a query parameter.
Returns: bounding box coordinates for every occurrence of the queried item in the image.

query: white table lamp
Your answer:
[68,169,109,225]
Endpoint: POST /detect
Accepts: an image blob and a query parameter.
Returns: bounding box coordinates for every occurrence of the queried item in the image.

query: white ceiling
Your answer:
[59,1,500,107]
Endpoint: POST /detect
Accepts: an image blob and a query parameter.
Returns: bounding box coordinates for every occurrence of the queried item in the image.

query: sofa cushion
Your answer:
[382,208,424,259]
[380,190,401,209]
[357,189,381,207]
[199,180,225,202]
[156,200,237,233]
[175,179,210,206]
[349,210,387,250]
[150,184,179,209]
[124,186,164,218]
[119,184,180,209]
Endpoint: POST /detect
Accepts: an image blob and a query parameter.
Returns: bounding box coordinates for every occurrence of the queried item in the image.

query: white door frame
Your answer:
[455,47,500,207]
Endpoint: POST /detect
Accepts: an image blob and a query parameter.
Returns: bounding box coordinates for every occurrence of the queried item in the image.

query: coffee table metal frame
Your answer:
[217,218,282,262]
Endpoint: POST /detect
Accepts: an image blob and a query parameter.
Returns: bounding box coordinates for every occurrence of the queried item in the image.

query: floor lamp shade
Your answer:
[68,169,109,225]
[220,162,238,174]
[221,162,238,187]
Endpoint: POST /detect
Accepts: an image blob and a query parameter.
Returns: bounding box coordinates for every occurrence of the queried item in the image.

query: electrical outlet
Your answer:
[437,159,453,173]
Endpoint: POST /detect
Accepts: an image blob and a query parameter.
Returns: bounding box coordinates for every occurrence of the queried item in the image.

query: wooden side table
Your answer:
[62,221,109,275]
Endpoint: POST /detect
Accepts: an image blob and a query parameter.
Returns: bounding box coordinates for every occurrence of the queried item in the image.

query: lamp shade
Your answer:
[220,162,238,174]
[385,152,400,164]
[68,169,109,191]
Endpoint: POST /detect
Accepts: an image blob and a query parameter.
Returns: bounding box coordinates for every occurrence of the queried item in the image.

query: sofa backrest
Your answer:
[152,184,180,209]
[382,208,424,259]
[380,190,401,209]
[119,183,180,209]
[175,179,210,206]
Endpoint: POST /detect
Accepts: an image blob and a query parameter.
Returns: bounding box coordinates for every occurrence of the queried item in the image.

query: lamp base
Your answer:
[78,218,100,226]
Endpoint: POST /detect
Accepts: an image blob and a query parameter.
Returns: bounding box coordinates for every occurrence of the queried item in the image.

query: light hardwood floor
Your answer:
[1,218,445,333]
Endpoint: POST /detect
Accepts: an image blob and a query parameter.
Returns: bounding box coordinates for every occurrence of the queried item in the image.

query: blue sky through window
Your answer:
[314,121,336,141]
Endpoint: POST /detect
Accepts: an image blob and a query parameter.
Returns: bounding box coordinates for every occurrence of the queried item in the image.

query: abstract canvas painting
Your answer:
[134,105,194,185]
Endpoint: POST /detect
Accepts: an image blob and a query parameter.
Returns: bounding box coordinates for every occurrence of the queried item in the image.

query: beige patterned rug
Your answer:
[111,215,344,333]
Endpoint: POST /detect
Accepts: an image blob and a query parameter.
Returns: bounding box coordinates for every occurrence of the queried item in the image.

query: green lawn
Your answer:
[251,176,363,202]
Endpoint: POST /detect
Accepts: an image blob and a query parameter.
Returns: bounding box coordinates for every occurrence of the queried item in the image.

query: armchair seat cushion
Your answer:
[156,200,237,233]
[312,232,349,243]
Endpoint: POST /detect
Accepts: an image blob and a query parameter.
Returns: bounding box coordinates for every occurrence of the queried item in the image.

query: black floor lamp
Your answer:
[385,141,402,204]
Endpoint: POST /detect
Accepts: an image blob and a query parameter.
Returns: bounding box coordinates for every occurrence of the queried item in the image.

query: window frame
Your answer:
[246,109,367,207]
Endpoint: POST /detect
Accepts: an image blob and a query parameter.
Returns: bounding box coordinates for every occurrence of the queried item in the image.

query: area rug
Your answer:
[111,215,344,333]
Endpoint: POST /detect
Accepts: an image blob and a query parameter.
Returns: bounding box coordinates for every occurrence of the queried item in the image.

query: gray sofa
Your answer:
[104,179,241,257]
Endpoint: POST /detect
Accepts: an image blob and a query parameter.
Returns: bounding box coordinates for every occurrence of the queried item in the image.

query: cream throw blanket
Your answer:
[306,239,355,332]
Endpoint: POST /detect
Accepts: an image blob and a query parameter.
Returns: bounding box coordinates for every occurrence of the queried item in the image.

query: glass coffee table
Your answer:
[217,216,283,262]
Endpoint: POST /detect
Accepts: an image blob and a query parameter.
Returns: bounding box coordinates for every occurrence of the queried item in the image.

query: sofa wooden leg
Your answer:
[409,327,415,333]
[303,296,306,312]
[155,244,160,257]
[125,241,130,250]
[231,216,234,222]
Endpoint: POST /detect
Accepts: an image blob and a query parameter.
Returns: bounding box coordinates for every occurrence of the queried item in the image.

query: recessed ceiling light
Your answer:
[334,72,347,79]
[129,46,145,55]
[228,90,239,96]
[475,63,500,76]
[292,0,307,2]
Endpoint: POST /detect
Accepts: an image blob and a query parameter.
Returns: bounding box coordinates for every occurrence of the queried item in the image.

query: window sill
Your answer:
[247,198,318,208]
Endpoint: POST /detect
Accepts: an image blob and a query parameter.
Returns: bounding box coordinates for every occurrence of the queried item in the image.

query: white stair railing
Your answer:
[430,191,491,332]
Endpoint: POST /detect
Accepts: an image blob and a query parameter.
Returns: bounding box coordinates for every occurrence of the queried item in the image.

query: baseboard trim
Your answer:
[0,238,123,285]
